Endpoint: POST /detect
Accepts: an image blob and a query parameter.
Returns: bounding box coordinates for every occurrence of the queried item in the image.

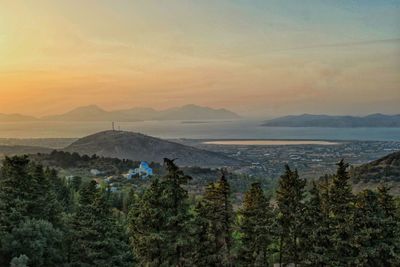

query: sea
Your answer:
[0,119,399,141]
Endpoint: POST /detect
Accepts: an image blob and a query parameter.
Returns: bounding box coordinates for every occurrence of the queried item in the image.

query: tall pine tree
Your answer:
[352,190,385,266]
[129,179,165,266]
[29,163,62,226]
[0,156,34,234]
[275,165,306,267]
[238,182,273,266]
[326,160,356,266]
[129,158,192,266]
[192,172,234,266]
[300,182,331,266]
[70,180,133,267]
[376,184,400,265]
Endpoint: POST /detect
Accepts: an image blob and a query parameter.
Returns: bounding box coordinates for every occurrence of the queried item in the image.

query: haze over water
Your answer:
[0,120,399,141]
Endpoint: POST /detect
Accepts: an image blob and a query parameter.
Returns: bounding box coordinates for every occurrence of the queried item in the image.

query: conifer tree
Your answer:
[129,158,192,266]
[191,201,215,266]
[376,184,400,265]
[195,172,234,266]
[352,190,385,266]
[300,182,331,266]
[159,158,192,266]
[238,182,272,267]
[70,180,133,266]
[129,179,165,266]
[275,165,306,267]
[29,164,62,226]
[326,160,356,266]
[0,156,34,234]
[45,167,72,212]
[0,157,64,265]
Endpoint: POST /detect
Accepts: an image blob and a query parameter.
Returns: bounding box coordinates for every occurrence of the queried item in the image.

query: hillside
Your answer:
[64,130,243,167]
[263,113,400,127]
[42,104,240,122]
[350,150,400,194]
[351,151,400,183]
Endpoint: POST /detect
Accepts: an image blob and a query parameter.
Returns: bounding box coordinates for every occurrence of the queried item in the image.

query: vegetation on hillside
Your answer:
[351,151,400,183]
[0,155,399,266]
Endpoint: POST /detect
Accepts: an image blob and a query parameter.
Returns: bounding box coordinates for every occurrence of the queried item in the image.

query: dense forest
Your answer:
[0,155,399,266]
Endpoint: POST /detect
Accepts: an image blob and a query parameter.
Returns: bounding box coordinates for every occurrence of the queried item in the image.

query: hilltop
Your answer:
[263,113,400,127]
[64,130,242,167]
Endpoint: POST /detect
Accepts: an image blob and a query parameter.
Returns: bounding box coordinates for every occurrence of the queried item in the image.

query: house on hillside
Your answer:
[124,161,153,179]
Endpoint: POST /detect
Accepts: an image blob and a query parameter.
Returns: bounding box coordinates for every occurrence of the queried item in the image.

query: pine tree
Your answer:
[70,176,83,191]
[159,158,192,266]
[325,160,356,265]
[376,184,400,266]
[238,182,272,266]
[191,201,215,267]
[352,190,385,266]
[194,172,234,266]
[45,167,72,212]
[0,156,34,234]
[29,163,62,226]
[0,156,37,265]
[275,165,306,267]
[129,179,165,266]
[129,158,192,266]
[0,157,64,265]
[300,182,331,266]
[70,181,133,266]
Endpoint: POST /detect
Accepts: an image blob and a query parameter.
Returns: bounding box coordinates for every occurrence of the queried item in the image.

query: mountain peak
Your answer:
[69,105,105,113]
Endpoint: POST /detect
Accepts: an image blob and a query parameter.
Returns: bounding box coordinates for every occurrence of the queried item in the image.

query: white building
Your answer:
[124,162,153,179]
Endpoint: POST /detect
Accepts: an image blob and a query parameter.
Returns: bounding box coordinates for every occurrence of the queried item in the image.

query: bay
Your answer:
[0,119,399,141]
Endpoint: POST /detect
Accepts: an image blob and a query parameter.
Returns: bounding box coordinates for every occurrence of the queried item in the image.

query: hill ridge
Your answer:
[64,130,242,167]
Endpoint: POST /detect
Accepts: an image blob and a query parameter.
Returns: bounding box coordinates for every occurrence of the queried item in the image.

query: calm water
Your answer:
[0,120,399,141]
[203,140,339,146]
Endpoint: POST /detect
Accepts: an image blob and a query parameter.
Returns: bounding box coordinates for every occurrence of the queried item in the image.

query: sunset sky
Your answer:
[0,0,399,117]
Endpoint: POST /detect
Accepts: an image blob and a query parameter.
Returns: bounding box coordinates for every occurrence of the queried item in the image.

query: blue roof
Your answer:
[140,161,149,167]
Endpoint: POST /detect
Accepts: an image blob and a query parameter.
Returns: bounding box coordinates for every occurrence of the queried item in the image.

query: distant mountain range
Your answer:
[0,104,240,122]
[0,113,38,122]
[64,130,243,167]
[263,113,400,127]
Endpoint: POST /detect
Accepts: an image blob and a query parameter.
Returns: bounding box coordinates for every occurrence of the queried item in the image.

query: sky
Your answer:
[0,0,399,117]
